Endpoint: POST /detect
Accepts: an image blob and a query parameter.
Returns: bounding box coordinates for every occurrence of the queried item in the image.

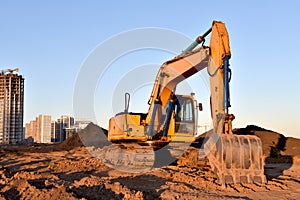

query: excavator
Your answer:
[104,21,265,185]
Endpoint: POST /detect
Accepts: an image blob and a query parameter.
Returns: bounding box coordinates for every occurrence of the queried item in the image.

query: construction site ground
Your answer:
[0,124,299,200]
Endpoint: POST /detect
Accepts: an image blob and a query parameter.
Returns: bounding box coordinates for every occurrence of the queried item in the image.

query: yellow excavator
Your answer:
[105,21,265,184]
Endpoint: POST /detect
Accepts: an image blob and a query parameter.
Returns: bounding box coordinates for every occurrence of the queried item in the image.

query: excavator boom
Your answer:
[146,21,234,136]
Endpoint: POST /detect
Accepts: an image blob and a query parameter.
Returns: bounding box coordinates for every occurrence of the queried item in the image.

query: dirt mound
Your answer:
[282,137,300,156]
[57,133,83,150]
[57,123,110,150]
[77,122,110,148]
[233,125,300,158]
[233,125,300,179]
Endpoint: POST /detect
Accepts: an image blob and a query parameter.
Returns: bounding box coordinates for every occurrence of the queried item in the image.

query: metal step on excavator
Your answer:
[99,21,266,185]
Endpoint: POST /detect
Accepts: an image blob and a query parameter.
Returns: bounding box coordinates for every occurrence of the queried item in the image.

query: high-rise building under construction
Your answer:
[0,68,24,144]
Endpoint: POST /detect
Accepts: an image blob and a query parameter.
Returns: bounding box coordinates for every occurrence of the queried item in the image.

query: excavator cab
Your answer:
[174,95,195,134]
[170,94,202,147]
[150,93,199,145]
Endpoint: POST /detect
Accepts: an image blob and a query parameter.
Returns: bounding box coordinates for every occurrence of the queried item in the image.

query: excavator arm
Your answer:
[146,21,233,136]
[145,47,210,136]
[209,21,234,134]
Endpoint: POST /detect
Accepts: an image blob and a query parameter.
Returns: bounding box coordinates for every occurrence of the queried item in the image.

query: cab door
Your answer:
[173,96,196,142]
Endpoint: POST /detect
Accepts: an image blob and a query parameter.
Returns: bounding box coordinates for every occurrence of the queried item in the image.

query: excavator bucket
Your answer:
[207,134,266,185]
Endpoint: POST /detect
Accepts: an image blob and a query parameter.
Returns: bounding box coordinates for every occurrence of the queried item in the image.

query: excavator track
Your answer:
[98,143,155,173]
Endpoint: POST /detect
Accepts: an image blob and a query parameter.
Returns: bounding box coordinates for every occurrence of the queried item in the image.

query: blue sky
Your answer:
[0,1,299,138]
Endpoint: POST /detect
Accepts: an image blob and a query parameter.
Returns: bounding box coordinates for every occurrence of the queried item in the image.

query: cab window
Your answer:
[175,98,194,122]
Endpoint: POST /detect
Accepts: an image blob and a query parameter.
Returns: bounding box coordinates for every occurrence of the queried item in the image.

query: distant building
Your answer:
[25,114,52,143]
[65,127,76,139]
[51,121,59,142]
[65,119,91,139]
[56,115,74,142]
[27,116,90,143]
[38,115,51,143]
[25,120,36,142]
[0,68,24,144]
[74,119,91,130]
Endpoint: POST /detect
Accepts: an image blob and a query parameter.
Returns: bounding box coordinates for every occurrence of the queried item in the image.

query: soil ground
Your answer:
[0,124,299,200]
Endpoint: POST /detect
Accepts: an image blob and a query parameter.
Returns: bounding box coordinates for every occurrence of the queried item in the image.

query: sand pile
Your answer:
[233,125,300,179]
[57,132,83,150]
[233,125,300,159]
[57,123,110,150]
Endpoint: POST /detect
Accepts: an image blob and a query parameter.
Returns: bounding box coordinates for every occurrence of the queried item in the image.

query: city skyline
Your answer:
[0,1,299,138]
[25,113,91,143]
